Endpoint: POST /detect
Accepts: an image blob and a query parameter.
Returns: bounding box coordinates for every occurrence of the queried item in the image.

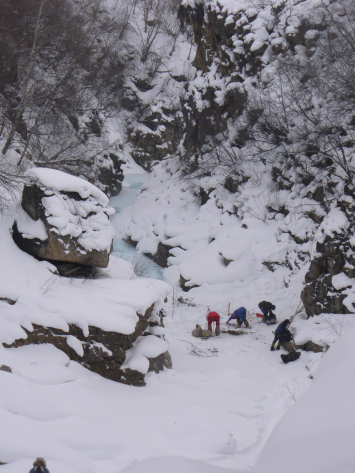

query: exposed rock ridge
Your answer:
[3,305,171,386]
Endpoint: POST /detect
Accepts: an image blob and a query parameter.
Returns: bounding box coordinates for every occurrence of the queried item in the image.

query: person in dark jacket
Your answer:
[29,457,49,473]
[258,301,276,324]
[270,319,293,351]
[206,310,220,335]
[227,307,249,327]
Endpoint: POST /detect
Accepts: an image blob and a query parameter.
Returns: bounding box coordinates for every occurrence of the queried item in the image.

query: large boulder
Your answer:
[13,168,114,268]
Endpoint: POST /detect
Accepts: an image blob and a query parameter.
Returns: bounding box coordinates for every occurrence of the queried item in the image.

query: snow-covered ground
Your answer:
[1,259,352,473]
[0,164,354,472]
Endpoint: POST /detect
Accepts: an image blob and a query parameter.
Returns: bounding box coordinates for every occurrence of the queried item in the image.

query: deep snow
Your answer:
[0,0,354,470]
[1,165,354,472]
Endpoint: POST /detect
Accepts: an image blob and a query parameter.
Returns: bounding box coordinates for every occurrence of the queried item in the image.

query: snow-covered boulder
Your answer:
[13,168,114,269]
[4,304,164,387]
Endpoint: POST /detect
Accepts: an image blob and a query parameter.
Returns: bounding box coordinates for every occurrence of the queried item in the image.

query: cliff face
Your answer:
[178,0,327,157]
[122,0,355,318]
[176,0,355,317]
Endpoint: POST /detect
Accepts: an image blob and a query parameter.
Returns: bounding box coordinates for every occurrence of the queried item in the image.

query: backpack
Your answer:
[281,352,301,364]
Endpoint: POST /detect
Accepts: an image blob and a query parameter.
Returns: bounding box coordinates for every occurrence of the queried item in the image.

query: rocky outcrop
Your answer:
[148,351,172,373]
[95,152,124,196]
[3,305,171,386]
[126,238,174,268]
[148,242,175,268]
[302,198,355,317]
[176,1,327,158]
[180,275,200,292]
[121,73,185,171]
[302,236,349,317]
[128,107,184,171]
[295,340,326,353]
[13,168,114,269]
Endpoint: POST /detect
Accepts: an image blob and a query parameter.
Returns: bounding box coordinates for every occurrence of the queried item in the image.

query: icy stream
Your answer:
[110,174,164,280]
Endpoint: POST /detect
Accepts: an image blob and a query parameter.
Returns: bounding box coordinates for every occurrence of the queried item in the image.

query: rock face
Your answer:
[302,233,353,317]
[303,238,345,317]
[295,340,326,353]
[148,351,172,373]
[3,305,171,386]
[13,168,114,269]
[121,75,185,172]
[126,238,173,269]
[128,109,184,171]
[176,1,326,159]
[95,152,124,196]
[148,242,174,268]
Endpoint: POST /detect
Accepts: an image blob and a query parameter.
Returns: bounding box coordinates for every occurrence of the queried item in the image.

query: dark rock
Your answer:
[120,368,146,387]
[121,87,141,111]
[128,111,184,171]
[302,235,351,317]
[50,262,93,278]
[125,237,173,268]
[0,297,16,305]
[148,351,172,373]
[13,220,110,269]
[0,365,11,373]
[222,255,233,267]
[199,187,210,205]
[295,340,325,353]
[96,153,124,197]
[262,261,277,272]
[170,74,188,82]
[3,304,170,386]
[146,242,174,268]
[133,78,154,92]
[224,175,249,193]
[180,274,200,292]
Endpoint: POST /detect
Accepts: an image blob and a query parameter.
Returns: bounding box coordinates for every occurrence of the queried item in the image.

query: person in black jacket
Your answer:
[258,301,276,324]
[270,319,293,351]
[29,458,49,473]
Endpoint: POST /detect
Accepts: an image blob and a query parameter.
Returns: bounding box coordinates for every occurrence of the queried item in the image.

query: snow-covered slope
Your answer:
[2,168,355,473]
[252,317,355,473]
[2,180,350,472]
[113,161,311,300]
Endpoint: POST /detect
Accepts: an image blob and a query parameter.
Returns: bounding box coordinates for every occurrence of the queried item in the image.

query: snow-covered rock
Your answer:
[13,168,115,269]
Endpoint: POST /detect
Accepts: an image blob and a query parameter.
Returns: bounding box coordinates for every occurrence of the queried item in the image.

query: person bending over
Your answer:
[227,307,249,328]
[206,310,220,335]
[258,301,276,324]
[270,319,294,351]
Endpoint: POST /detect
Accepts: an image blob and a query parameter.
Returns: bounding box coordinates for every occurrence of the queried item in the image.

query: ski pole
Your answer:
[289,300,302,326]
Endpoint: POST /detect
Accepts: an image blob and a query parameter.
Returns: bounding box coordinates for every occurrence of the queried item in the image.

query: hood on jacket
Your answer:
[33,458,47,468]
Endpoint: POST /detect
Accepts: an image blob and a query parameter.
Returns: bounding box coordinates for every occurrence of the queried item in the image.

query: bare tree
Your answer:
[0,0,129,171]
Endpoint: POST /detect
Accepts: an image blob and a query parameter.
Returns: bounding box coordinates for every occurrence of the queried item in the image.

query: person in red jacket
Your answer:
[206,309,220,335]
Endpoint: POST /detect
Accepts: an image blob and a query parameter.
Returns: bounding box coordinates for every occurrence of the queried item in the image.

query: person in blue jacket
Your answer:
[29,457,49,473]
[227,307,249,327]
[270,319,292,351]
